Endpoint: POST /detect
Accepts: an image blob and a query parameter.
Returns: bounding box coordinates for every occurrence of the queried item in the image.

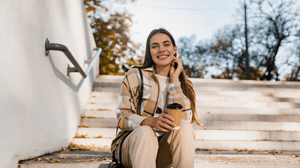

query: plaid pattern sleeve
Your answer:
[116,69,148,131]
[168,82,192,122]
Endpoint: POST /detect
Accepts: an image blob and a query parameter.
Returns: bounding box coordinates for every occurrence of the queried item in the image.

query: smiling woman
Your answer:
[111,28,201,168]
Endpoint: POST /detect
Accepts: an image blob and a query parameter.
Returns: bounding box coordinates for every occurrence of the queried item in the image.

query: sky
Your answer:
[123,0,241,45]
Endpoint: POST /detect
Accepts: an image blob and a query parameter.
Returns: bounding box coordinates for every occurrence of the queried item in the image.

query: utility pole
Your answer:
[244,0,250,79]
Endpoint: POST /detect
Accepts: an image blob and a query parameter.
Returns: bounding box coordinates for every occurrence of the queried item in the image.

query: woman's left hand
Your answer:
[170,57,183,83]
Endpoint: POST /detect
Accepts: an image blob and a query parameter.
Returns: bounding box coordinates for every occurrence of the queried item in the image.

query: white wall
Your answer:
[0,0,98,167]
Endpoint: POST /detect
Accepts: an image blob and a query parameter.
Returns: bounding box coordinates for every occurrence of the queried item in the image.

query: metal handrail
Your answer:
[45,38,101,78]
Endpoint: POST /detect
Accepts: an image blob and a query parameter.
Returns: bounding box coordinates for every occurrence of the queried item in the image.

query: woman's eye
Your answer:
[165,44,170,46]
[151,46,157,48]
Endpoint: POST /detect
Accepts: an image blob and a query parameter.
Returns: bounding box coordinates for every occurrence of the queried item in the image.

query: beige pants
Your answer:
[116,120,195,168]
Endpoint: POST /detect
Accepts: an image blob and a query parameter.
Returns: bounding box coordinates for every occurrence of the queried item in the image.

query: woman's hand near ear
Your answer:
[170,57,183,83]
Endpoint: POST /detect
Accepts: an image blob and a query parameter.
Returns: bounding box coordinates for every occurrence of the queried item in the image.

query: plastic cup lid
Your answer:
[166,103,183,109]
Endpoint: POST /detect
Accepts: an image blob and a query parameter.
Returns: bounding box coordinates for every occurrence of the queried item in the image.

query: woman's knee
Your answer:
[130,126,158,143]
[179,120,195,139]
[136,125,155,135]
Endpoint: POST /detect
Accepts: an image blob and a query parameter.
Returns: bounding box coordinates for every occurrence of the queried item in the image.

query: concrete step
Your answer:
[76,128,116,138]
[89,92,118,98]
[94,74,300,87]
[92,87,120,92]
[92,83,300,93]
[198,101,298,109]
[80,118,117,128]
[89,94,282,103]
[71,138,300,151]
[196,130,300,141]
[195,140,300,151]
[82,110,116,118]
[80,117,300,131]
[86,101,300,110]
[88,92,300,104]
[86,103,116,111]
[198,107,300,115]
[201,114,300,122]
[83,107,300,118]
[76,128,300,141]
[197,95,274,102]
[91,88,300,98]
[193,163,300,168]
[18,149,300,168]
[19,150,112,168]
[92,86,300,100]
[196,121,300,131]
[93,84,300,99]
[72,138,112,148]
[82,111,300,122]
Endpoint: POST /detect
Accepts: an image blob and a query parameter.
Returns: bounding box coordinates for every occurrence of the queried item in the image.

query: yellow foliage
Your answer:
[97,108,111,111]
[50,159,60,163]
[94,135,103,138]
[60,150,66,153]
[74,134,87,138]
[69,143,110,151]
[78,125,90,128]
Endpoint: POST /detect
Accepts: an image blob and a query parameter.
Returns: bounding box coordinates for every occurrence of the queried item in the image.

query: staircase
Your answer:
[79,75,300,152]
[19,75,300,167]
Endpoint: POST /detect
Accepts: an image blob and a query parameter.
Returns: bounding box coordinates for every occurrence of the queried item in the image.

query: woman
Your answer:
[111,28,201,168]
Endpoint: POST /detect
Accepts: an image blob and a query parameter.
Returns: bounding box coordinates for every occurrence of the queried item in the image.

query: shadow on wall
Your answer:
[47,53,85,92]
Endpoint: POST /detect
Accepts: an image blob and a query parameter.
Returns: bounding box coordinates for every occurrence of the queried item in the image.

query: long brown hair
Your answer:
[140,28,201,126]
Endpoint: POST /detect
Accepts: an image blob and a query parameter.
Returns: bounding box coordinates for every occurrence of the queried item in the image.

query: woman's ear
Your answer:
[174,46,178,57]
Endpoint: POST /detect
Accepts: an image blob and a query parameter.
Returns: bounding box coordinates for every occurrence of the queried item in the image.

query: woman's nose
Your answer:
[158,46,164,52]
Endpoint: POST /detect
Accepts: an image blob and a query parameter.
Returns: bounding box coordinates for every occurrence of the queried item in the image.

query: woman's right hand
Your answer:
[141,114,176,132]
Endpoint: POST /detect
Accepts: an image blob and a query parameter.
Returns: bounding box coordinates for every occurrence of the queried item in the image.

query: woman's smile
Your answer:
[157,55,169,59]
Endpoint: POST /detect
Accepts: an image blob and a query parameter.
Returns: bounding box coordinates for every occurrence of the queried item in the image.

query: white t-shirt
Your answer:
[154,74,170,137]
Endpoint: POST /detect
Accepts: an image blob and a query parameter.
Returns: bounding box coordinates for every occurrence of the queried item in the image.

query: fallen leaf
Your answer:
[69,143,110,151]
[97,109,111,111]
[94,135,103,138]
[78,125,90,128]
[74,134,87,138]
[50,159,60,163]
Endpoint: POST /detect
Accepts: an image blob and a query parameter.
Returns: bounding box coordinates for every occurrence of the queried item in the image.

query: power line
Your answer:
[136,5,236,11]
[137,18,225,26]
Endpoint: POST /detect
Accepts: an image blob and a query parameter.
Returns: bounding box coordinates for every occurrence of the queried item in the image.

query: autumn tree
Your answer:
[284,38,300,81]
[249,0,300,80]
[209,24,263,80]
[177,35,210,78]
[84,0,143,75]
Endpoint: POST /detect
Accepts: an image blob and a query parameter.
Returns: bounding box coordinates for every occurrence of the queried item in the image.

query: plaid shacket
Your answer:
[111,66,192,155]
